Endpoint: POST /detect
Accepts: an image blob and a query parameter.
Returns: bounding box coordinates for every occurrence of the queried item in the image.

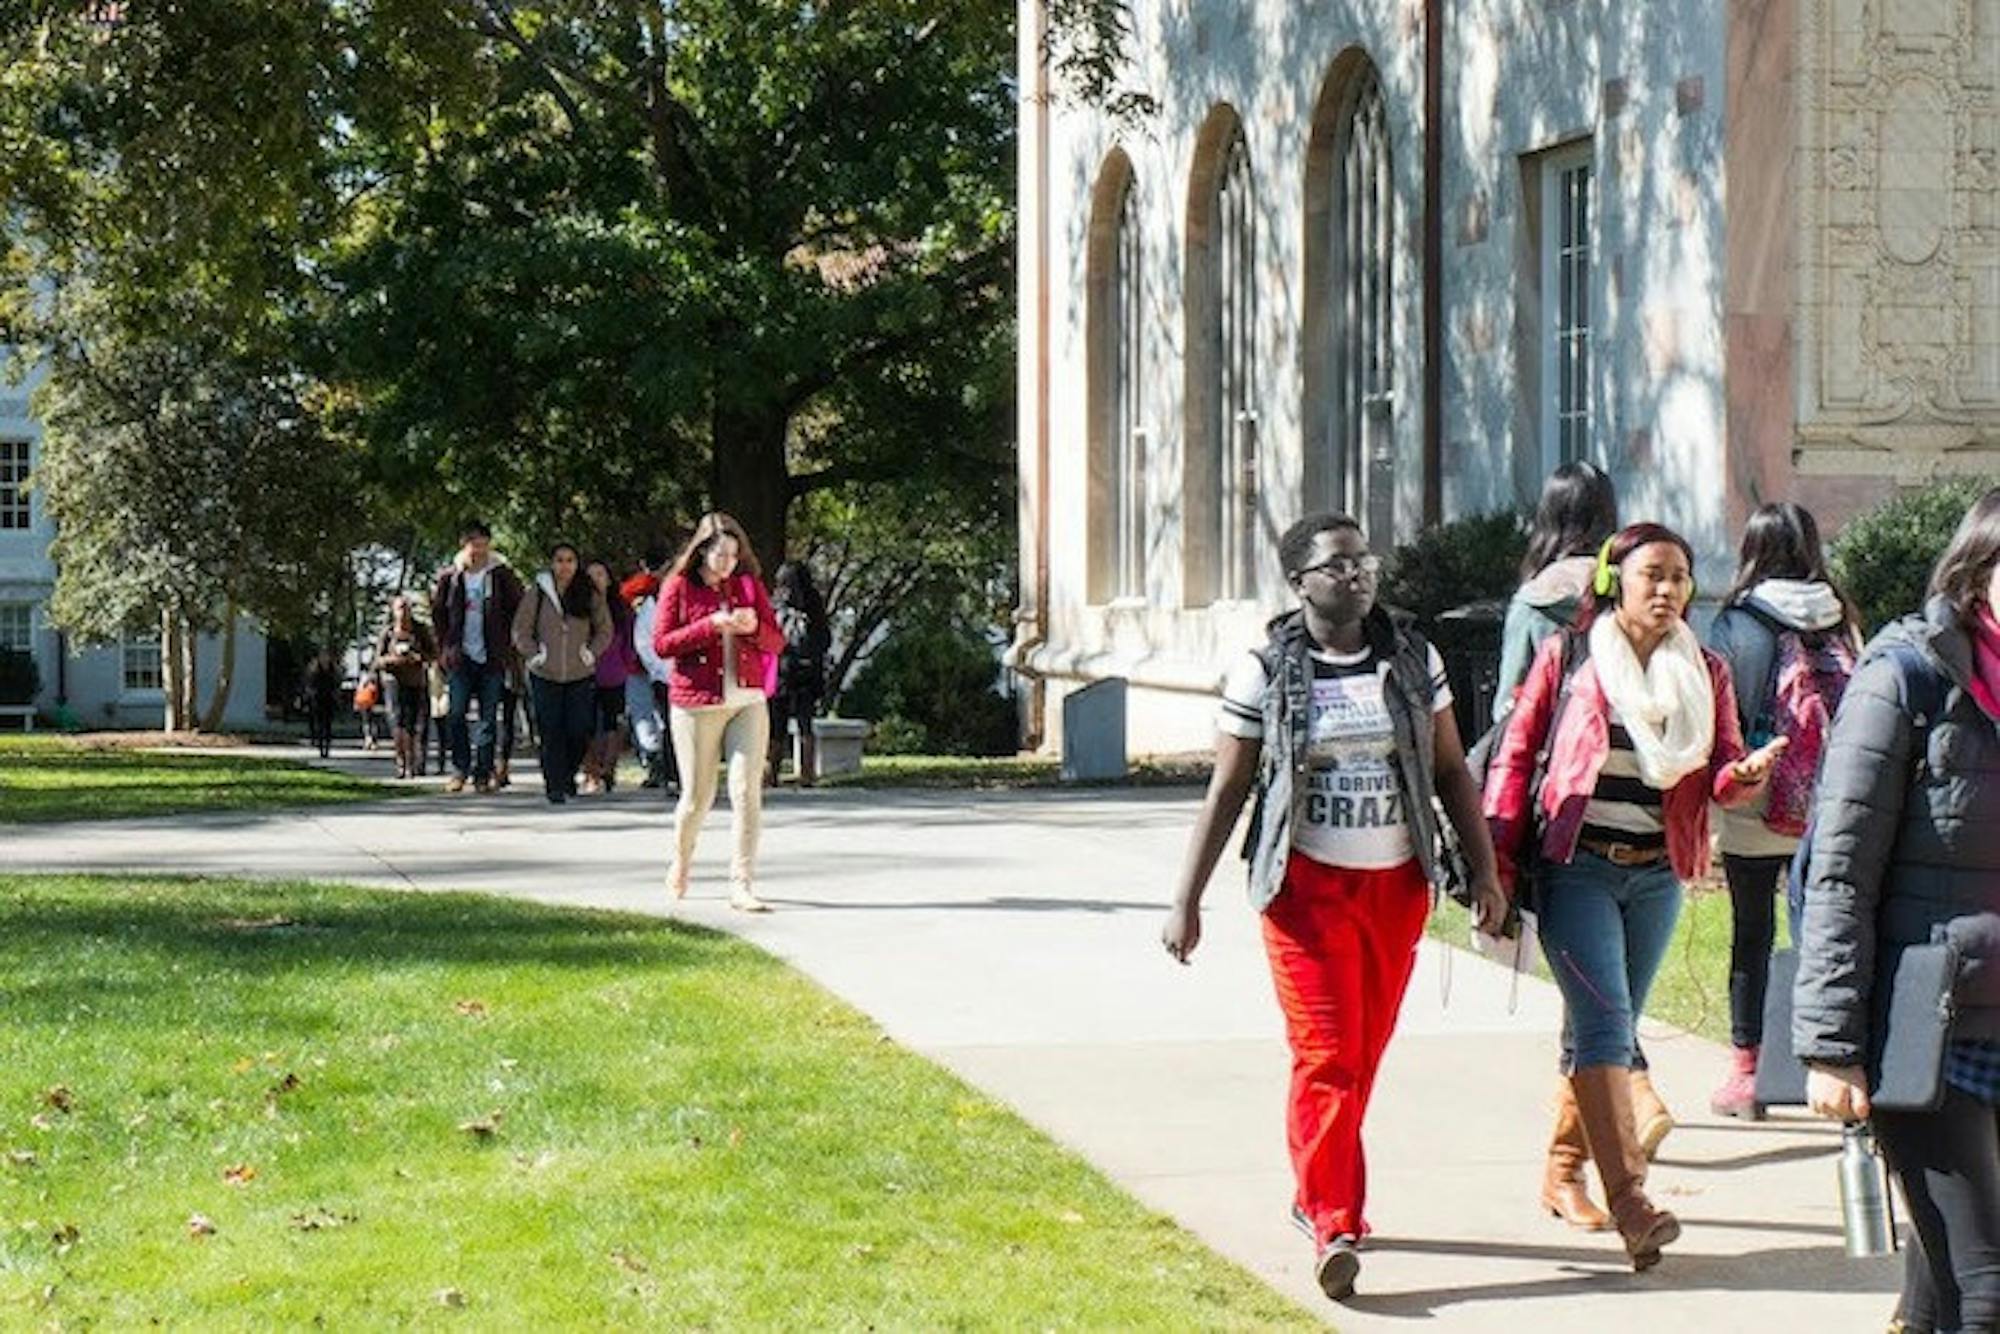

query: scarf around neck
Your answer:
[1969,605,2000,722]
[1588,614,1715,789]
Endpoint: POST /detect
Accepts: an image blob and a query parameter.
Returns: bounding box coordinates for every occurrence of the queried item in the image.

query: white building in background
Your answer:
[1012,0,2000,754]
[0,367,269,731]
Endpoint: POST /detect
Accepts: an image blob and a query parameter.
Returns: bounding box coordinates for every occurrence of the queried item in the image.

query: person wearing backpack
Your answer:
[1703,503,1862,1120]
[1484,522,1786,1271]
[1795,487,2000,1334]
[766,561,832,786]
[1161,513,1508,1303]
[1495,461,1621,722]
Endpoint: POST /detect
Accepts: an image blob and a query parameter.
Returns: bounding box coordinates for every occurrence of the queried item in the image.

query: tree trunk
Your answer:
[710,398,794,570]
[177,611,199,731]
[161,607,185,734]
[199,601,240,734]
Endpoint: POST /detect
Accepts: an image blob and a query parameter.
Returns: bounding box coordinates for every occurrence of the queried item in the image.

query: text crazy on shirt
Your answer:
[1220,643,1453,871]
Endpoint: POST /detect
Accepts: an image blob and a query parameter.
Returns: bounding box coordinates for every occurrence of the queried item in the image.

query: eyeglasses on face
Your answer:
[1296,554,1382,582]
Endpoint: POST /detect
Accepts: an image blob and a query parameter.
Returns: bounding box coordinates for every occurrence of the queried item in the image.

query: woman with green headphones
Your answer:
[1484,522,1787,1270]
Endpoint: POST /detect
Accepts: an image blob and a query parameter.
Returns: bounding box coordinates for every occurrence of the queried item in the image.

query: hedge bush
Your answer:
[839,620,1017,757]
[1378,510,1528,622]
[1829,478,1995,633]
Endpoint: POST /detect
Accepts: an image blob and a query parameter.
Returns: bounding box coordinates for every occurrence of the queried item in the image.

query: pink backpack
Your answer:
[1749,613,1858,837]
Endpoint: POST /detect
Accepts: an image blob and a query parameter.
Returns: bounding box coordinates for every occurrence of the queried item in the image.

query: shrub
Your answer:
[1379,510,1528,622]
[869,715,931,756]
[0,647,40,706]
[1829,478,1995,633]
[839,620,1017,757]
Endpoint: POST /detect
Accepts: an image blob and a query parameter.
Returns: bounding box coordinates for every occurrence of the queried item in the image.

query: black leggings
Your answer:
[1722,853,1789,1049]
[1876,1086,2000,1334]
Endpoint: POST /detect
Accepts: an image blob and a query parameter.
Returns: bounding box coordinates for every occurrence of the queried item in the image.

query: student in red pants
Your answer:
[1163,512,1508,1303]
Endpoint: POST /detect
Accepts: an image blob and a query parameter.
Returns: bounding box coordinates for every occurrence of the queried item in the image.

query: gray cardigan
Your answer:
[1792,598,2000,1064]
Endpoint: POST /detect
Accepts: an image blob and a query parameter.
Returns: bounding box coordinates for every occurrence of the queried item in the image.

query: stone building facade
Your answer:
[1011,0,1999,754]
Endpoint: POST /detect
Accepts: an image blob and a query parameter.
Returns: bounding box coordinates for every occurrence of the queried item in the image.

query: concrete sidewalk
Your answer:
[1,778,1900,1330]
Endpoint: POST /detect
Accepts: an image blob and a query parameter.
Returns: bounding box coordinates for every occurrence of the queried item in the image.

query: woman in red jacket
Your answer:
[1484,522,1784,1271]
[652,512,787,911]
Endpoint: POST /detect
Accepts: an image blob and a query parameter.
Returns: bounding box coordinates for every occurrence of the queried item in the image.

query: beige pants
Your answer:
[669,694,770,887]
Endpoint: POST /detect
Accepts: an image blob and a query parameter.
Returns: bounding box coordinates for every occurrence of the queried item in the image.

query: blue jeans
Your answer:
[1537,851,1684,1070]
[447,656,504,782]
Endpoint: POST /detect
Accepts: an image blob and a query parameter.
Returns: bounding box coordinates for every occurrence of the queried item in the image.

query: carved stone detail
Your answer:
[1796,0,2000,476]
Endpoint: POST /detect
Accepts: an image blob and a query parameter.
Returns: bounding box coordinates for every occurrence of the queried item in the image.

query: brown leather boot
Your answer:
[1571,1066,1681,1270]
[1630,1068,1675,1160]
[1540,1076,1611,1230]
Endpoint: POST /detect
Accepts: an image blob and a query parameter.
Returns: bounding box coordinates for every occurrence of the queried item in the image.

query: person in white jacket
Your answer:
[626,552,679,796]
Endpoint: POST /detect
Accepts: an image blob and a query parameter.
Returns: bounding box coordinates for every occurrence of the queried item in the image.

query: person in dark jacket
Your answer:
[1161,512,1506,1304]
[1702,503,1861,1119]
[766,561,831,786]
[429,519,525,794]
[1796,487,2000,1334]
[301,649,341,759]
[373,594,439,781]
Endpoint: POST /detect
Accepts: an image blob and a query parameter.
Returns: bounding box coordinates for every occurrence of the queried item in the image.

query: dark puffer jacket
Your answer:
[1793,598,2000,1064]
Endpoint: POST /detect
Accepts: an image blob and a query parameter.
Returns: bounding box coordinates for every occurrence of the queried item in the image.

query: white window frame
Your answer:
[0,439,29,531]
[1336,69,1394,548]
[121,631,164,695]
[0,602,32,654]
[1212,130,1257,603]
[1538,141,1595,475]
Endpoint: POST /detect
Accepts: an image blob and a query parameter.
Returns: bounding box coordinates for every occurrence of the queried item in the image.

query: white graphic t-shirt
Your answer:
[1218,642,1453,870]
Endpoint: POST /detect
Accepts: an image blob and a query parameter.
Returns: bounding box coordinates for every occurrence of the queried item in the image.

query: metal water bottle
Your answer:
[1839,1123,1897,1257]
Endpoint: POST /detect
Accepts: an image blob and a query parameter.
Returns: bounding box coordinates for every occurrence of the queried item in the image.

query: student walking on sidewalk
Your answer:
[513,542,612,805]
[623,550,676,794]
[373,594,438,780]
[301,649,340,759]
[1161,513,1508,1303]
[581,558,636,794]
[430,519,525,794]
[1703,503,1860,1119]
[652,512,785,911]
[1485,523,1785,1271]
[1796,487,2000,1334]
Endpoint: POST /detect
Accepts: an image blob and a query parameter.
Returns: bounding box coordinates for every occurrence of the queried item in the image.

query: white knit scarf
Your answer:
[1587,614,1715,790]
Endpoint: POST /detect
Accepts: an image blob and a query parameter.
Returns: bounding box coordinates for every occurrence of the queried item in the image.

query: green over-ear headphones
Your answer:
[1594,536,1698,603]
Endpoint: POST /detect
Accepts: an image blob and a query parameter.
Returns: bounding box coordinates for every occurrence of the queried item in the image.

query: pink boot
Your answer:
[1708,1046,1764,1120]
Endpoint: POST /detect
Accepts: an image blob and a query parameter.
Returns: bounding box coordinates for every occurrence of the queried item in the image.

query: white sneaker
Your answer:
[729,883,771,914]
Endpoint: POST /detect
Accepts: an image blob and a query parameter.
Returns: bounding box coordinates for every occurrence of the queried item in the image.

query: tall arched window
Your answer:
[1184,106,1258,605]
[1086,150,1145,603]
[1304,54,1395,546]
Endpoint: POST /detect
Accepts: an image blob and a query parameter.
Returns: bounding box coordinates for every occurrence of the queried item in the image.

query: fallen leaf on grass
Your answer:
[453,1000,488,1019]
[6,1150,35,1168]
[217,915,300,932]
[728,1127,744,1149]
[1057,1210,1085,1225]
[435,1288,467,1309]
[290,1208,356,1232]
[50,1223,79,1252]
[223,1164,256,1187]
[188,1213,217,1238]
[42,1087,73,1115]
[231,1058,256,1075]
[457,1112,503,1140]
[28,1115,52,1132]
[609,1249,649,1274]
[270,1073,302,1097]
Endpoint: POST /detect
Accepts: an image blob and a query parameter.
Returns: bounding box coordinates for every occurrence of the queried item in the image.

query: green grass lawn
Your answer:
[0,737,391,824]
[1428,883,1786,1047]
[0,875,1313,1330]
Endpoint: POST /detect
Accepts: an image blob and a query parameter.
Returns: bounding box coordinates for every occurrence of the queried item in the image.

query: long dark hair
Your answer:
[772,560,828,628]
[668,511,762,585]
[1521,462,1619,580]
[1722,502,1861,634]
[1929,486,2000,624]
[1581,522,1698,622]
[546,543,597,620]
[585,558,630,623]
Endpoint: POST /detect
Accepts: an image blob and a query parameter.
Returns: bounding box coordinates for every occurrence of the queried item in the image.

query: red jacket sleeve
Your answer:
[1483,634,1563,889]
[1706,650,1757,806]
[653,577,720,660]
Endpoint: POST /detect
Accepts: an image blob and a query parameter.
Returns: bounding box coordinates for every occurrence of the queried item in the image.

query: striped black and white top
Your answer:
[1579,706,1668,851]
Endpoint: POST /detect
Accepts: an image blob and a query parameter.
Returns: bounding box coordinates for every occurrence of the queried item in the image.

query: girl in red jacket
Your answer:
[1483,522,1784,1271]
[652,512,787,911]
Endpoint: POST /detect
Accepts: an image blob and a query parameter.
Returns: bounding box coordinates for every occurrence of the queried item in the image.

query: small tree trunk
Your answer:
[177,612,199,731]
[199,601,240,734]
[161,607,185,734]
